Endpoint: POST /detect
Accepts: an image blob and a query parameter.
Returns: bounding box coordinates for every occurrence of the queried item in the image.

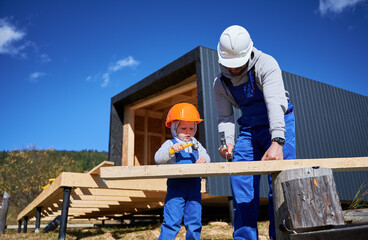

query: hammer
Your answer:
[169,137,199,154]
[219,131,232,162]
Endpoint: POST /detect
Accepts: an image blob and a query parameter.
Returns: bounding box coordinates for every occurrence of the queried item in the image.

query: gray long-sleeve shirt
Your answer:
[154,137,211,164]
[213,47,289,145]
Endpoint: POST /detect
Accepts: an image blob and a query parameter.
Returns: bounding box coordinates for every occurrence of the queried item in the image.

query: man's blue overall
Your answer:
[222,69,296,240]
[158,139,202,240]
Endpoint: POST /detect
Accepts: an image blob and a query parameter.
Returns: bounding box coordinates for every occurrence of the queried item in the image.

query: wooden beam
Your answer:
[17,174,63,220]
[122,105,135,166]
[55,171,167,191]
[69,200,121,206]
[70,194,132,202]
[129,80,196,111]
[17,172,168,220]
[150,94,197,112]
[88,161,114,175]
[144,110,148,165]
[73,188,147,197]
[100,157,368,180]
[135,109,163,119]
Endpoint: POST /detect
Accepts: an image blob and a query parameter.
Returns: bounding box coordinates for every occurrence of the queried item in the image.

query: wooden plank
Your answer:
[144,110,148,165]
[17,173,63,220]
[17,172,168,220]
[70,194,132,202]
[70,203,111,208]
[69,200,121,206]
[135,109,163,119]
[343,209,368,224]
[150,94,197,112]
[58,172,167,191]
[122,105,135,166]
[100,157,368,180]
[88,161,114,175]
[73,188,147,197]
[129,80,196,110]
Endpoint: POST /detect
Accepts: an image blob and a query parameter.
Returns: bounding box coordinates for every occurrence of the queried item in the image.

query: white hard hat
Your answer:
[217,25,253,68]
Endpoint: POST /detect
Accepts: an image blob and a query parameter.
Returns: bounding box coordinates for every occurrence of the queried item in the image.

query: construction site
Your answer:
[10,46,368,239]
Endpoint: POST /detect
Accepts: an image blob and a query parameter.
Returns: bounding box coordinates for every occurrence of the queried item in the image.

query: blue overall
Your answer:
[158,139,202,240]
[222,69,296,240]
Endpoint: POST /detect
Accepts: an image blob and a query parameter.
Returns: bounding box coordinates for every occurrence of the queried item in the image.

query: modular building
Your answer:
[108,46,368,202]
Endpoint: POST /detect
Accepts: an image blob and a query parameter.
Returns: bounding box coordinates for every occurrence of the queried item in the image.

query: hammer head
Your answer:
[219,131,228,151]
[191,137,199,150]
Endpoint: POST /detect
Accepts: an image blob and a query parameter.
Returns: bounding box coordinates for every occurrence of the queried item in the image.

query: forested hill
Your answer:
[0,149,108,209]
[0,149,108,172]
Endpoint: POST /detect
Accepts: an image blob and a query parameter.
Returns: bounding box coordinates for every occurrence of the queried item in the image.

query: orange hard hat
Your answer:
[165,103,203,128]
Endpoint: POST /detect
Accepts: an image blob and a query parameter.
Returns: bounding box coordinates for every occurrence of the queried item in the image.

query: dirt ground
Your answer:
[1,221,271,240]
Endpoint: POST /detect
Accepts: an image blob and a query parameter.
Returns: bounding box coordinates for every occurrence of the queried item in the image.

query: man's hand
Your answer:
[261,142,283,161]
[196,157,207,164]
[218,143,234,160]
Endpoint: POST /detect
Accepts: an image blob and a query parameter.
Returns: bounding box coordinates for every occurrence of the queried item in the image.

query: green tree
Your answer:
[0,150,8,165]
[0,149,78,210]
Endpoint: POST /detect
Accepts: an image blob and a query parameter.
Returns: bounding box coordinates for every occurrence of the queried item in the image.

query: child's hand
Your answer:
[170,143,184,153]
[195,157,206,164]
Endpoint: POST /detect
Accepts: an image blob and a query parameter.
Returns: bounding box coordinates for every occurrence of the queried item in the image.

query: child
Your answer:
[155,103,210,240]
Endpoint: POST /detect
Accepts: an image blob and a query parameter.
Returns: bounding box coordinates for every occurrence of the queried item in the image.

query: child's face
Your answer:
[176,121,195,142]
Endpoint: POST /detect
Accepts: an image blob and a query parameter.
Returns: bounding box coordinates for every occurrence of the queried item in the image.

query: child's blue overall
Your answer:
[221,69,296,240]
[158,139,202,240]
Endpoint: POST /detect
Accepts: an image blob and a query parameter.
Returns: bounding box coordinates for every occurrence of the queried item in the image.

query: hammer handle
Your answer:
[169,142,193,154]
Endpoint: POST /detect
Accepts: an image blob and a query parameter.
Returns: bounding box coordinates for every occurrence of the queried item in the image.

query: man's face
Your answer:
[227,64,247,76]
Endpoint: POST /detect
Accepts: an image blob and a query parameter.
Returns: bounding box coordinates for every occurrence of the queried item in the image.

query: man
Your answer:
[213,25,296,240]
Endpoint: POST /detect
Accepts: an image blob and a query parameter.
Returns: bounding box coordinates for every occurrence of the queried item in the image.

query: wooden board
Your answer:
[100,157,368,180]
[88,161,114,175]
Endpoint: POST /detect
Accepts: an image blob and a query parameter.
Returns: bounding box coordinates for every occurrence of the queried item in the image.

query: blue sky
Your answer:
[1,0,367,152]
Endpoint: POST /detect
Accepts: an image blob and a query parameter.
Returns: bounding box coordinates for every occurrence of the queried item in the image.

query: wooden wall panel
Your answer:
[135,115,144,132]
[149,118,162,134]
[150,136,163,165]
[134,133,144,166]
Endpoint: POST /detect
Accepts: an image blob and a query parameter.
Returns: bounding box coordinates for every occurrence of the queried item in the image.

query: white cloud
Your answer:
[108,56,140,72]
[40,54,51,63]
[0,18,26,56]
[0,18,50,60]
[318,0,366,15]
[86,56,140,87]
[101,73,110,88]
[29,72,45,83]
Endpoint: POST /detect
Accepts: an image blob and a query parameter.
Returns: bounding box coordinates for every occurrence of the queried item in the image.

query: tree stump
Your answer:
[272,167,344,240]
[0,191,10,234]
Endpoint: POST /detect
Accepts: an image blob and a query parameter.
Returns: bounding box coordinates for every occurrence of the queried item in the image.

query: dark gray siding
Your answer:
[283,72,368,200]
[108,103,123,165]
[283,71,368,158]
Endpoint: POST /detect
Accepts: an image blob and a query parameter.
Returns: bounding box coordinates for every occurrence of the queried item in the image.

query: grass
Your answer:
[348,182,368,210]
[0,221,271,239]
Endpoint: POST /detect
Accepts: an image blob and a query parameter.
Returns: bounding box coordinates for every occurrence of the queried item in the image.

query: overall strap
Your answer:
[220,67,256,94]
